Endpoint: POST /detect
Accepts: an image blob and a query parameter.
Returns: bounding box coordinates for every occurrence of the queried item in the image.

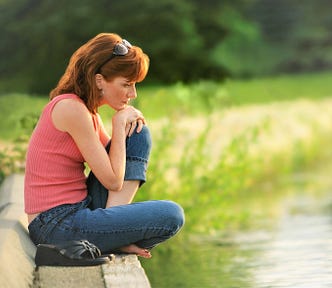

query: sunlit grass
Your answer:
[1,72,332,230]
[0,93,47,140]
[136,98,332,232]
[133,71,332,118]
[1,71,332,140]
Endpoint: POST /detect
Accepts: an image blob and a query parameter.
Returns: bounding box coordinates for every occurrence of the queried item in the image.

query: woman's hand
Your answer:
[125,119,145,136]
[113,105,146,137]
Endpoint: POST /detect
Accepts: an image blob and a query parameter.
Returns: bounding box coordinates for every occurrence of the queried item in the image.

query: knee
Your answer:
[136,125,152,149]
[164,201,185,232]
[126,125,152,159]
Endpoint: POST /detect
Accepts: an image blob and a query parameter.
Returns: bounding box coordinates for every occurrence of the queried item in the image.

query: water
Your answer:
[242,193,332,288]
[141,170,332,288]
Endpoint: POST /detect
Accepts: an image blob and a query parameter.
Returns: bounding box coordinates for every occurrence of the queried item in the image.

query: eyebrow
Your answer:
[124,79,135,84]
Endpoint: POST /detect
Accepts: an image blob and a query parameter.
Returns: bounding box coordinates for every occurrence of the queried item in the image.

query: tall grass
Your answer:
[137,100,332,233]
[1,72,332,230]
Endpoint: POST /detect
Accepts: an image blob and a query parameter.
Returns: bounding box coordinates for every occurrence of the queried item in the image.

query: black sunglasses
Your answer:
[96,39,132,73]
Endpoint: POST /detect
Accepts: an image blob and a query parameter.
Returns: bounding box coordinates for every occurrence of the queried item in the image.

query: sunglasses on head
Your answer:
[96,39,132,73]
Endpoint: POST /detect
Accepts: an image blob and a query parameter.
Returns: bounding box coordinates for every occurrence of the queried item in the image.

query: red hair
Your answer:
[50,33,149,113]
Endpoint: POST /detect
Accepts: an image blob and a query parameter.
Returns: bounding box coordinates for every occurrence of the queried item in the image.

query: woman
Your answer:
[24,33,184,263]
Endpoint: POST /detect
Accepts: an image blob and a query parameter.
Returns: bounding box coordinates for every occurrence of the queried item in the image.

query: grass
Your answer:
[1,71,332,140]
[131,71,332,118]
[0,93,46,140]
[1,71,332,230]
[137,98,332,233]
[221,72,332,105]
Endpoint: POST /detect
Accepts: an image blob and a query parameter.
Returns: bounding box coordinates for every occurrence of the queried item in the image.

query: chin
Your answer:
[105,103,119,111]
[113,106,124,111]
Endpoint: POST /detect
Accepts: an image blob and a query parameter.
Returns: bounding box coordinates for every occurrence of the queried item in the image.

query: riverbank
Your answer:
[137,97,332,233]
[0,174,151,288]
[141,139,332,288]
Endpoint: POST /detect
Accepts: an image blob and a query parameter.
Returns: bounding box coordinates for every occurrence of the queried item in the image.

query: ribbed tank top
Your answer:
[24,94,107,214]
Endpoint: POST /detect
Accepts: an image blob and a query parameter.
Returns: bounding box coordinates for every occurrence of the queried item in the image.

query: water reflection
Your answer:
[251,194,332,288]
[141,173,332,288]
[142,235,257,288]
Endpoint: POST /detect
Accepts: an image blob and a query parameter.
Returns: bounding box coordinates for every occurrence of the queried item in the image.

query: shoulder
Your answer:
[53,97,90,121]
[51,96,92,132]
[54,96,87,111]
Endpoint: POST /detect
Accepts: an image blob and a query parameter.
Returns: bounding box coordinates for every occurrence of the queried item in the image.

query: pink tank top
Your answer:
[24,94,108,214]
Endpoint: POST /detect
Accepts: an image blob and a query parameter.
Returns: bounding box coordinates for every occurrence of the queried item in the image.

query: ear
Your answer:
[95,74,104,89]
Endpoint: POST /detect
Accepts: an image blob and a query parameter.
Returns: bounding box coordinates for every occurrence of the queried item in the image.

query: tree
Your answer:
[0,0,332,94]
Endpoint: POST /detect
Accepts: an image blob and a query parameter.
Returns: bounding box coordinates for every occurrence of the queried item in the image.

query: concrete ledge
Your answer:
[0,174,151,288]
[102,255,151,288]
[0,174,35,288]
[36,265,105,288]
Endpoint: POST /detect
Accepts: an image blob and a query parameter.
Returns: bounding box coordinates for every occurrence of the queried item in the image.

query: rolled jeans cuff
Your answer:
[125,156,148,186]
[87,125,151,210]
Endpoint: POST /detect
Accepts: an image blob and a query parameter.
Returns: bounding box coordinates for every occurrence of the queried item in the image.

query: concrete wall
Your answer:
[0,174,151,288]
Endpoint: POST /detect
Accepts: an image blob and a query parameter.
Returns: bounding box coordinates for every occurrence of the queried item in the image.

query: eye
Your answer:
[124,82,134,88]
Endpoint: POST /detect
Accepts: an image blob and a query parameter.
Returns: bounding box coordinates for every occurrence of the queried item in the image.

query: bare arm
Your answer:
[52,99,142,191]
[96,113,111,146]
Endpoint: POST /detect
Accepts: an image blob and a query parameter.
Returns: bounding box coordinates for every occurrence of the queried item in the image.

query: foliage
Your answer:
[0,138,27,184]
[0,93,46,139]
[135,109,332,233]
[0,102,39,182]
[1,71,332,140]
[0,74,332,232]
[1,0,332,93]
[1,71,330,139]
[0,94,42,182]
[134,71,332,118]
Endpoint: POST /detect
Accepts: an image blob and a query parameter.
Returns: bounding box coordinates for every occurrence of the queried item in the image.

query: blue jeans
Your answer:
[28,126,185,253]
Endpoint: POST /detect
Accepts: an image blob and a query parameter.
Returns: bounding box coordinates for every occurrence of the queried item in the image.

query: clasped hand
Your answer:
[113,105,146,137]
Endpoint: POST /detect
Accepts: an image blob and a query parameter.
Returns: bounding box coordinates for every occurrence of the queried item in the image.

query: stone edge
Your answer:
[0,174,151,288]
[0,174,36,288]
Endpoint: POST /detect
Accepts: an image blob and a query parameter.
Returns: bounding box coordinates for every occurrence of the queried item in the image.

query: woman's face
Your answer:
[98,76,137,111]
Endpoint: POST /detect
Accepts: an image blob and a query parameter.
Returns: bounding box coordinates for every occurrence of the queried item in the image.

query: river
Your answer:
[141,162,332,288]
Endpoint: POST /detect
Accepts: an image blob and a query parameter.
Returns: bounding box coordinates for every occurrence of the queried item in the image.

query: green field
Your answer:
[1,72,332,140]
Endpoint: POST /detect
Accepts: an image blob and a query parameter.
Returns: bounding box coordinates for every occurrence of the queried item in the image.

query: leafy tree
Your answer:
[0,0,332,94]
[249,0,332,74]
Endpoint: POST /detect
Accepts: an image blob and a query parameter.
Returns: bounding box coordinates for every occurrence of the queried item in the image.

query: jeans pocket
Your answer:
[28,216,45,244]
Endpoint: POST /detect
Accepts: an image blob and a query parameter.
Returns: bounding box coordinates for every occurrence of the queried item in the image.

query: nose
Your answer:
[128,85,137,99]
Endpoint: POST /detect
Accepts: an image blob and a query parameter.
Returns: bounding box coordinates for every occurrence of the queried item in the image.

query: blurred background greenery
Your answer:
[1,2,332,287]
[1,0,332,231]
[1,0,332,94]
